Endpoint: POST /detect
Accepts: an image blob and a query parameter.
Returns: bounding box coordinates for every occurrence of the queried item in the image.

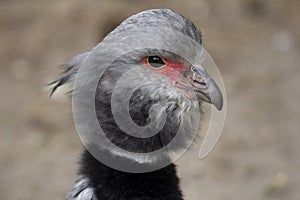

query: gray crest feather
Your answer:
[50,51,90,95]
[109,9,202,46]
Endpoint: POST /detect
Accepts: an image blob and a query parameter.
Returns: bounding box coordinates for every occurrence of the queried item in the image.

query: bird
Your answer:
[51,9,223,200]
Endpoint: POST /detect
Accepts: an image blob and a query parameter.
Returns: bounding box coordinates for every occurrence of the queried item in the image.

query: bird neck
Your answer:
[79,149,184,200]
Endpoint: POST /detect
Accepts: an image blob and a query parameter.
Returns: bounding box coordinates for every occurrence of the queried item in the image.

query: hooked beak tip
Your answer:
[211,88,223,111]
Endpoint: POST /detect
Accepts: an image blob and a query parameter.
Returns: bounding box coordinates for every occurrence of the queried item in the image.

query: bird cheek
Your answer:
[154,68,179,82]
[168,73,183,83]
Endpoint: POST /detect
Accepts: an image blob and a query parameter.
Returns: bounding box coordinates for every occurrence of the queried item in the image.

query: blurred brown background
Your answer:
[0,0,299,199]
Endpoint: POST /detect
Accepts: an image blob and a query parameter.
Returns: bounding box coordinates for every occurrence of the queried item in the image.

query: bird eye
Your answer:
[147,56,165,69]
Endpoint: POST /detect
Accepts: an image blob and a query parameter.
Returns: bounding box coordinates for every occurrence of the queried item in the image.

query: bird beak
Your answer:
[187,65,223,111]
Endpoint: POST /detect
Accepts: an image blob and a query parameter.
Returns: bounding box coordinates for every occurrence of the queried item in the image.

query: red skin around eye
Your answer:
[141,58,186,82]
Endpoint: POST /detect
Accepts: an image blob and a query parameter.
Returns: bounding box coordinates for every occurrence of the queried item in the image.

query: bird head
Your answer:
[51,9,223,166]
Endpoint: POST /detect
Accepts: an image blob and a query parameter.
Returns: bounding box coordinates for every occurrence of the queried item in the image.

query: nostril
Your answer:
[193,79,207,89]
[193,79,206,85]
